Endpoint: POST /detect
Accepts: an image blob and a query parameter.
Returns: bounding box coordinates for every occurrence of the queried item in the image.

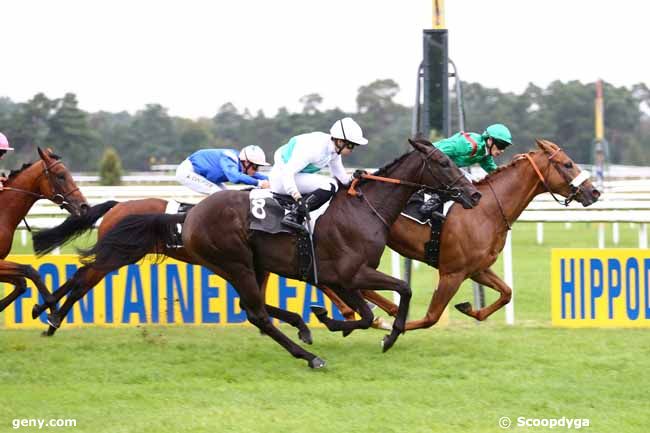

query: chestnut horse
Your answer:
[71,139,480,368]
[334,139,600,330]
[0,148,88,314]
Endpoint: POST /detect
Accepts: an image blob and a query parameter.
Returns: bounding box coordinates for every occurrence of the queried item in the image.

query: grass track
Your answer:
[1,222,648,432]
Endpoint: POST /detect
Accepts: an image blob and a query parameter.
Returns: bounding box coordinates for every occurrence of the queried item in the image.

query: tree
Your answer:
[46,93,100,169]
[125,104,177,169]
[299,93,323,114]
[99,147,123,185]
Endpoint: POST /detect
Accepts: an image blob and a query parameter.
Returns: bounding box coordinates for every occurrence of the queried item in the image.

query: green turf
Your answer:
[1,222,648,433]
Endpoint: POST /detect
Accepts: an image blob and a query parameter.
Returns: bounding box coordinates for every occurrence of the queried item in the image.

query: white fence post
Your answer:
[612,222,620,245]
[504,231,514,325]
[536,222,544,245]
[598,223,605,249]
[21,229,27,246]
[391,250,401,304]
[640,224,648,249]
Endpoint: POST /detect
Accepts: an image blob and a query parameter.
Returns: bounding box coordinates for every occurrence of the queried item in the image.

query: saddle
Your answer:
[248,190,315,282]
[402,190,447,268]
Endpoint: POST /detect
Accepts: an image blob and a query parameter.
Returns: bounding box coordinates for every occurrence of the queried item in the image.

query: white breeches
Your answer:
[269,164,337,196]
[175,159,225,195]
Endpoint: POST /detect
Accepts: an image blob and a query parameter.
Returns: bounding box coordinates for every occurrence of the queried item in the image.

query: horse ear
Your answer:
[535,139,547,151]
[37,147,46,160]
[408,138,428,153]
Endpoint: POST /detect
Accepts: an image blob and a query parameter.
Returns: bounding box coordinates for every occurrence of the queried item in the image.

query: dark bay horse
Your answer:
[332,139,600,330]
[0,148,88,313]
[33,198,317,342]
[73,139,481,367]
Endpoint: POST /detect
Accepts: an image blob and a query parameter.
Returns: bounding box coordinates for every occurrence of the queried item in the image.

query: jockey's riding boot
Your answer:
[419,194,442,219]
[281,209,306,231]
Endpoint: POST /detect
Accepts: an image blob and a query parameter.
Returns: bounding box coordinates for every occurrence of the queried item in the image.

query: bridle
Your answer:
[347,146,468,227]
[1,159,81,209]
[483,147,591,232]
[523,148,590,207]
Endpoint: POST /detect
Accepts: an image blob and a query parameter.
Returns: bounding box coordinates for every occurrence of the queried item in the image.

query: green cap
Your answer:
[484,124,512,146]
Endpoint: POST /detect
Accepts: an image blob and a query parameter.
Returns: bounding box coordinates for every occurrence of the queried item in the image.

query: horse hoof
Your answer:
[381,335,396,353]
[309,305,328,321]
[342,329,353,338]
[47,315,61,329]
[32,304,44,319]
[308,357,326,369]
[298,328,313,345]
[454,302,473,314]
[41,329,54,337]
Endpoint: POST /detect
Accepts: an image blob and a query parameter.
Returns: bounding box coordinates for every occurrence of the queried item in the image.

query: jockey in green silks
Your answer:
[419,123,513,217]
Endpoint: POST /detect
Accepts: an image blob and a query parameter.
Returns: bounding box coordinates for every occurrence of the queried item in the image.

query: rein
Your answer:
[347,147,466,227]
[485,179,511,231]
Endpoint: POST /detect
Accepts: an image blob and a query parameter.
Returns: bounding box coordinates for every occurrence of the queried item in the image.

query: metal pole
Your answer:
[404,62,424,287]
[451,58,487,314]
[504,231,515,325]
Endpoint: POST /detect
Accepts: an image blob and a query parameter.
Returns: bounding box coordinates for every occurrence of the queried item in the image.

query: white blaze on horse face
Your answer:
[570,170,591,188]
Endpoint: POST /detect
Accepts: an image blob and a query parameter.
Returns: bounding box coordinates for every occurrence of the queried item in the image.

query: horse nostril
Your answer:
[592,189,601,200]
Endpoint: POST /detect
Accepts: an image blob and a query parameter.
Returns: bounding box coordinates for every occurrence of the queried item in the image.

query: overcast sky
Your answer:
[2,0,647,118]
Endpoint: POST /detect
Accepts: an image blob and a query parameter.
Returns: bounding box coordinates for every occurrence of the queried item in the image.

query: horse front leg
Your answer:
[0,260,55,315]
[349,266,412,353]
[454,268,512,321]
[404,272,465,331]
[310,288,374,336]
[0,276,27,312]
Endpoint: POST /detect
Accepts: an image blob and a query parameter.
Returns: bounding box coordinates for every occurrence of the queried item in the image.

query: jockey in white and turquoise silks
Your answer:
[419,124,513,217]
[176,145,271,195]
[269,117,368,229]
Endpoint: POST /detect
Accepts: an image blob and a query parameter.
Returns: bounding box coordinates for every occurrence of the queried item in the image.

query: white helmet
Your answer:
[330,117,368,146]
[239,145,270,166]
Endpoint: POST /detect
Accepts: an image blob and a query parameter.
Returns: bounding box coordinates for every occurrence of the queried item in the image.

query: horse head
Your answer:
[408,138,481,209]
[36,147,89,216]
[533,139,600,207]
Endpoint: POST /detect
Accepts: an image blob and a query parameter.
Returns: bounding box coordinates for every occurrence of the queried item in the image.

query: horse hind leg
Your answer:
[455,268,512,321]
[45,267,105,336]
[253,267,312,344]
[0,277,27,313]
[230,268,325,368]
[264,304,313,345]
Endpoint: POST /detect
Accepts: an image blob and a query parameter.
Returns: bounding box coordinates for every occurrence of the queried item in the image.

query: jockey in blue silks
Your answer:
[176,145,270,194]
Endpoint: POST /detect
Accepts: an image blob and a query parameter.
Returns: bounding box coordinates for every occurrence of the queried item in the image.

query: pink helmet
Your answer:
[0,132,13,150]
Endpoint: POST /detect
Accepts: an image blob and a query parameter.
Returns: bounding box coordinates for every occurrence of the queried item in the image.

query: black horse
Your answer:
[78,139,481,368]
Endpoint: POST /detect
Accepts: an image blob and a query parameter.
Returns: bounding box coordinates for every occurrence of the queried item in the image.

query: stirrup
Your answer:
[282,215,306,232]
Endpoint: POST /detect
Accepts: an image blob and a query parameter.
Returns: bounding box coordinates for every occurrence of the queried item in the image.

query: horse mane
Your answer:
[361,138,432,185]
[473,150,537,186]
[6,153,61,181]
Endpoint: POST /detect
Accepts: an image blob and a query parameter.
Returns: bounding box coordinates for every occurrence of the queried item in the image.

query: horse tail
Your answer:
[78,213,186,272]
[33,200,120,256]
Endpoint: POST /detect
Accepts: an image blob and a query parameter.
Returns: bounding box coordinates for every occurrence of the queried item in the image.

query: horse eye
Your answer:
[564,162,573,169]
[440,160,449,168]
[57,173,66,180]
